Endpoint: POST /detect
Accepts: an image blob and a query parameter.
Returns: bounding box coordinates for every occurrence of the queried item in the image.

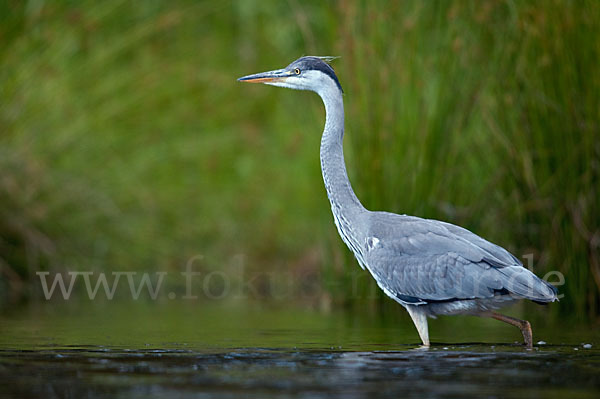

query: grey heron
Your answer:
[238,56,557,348]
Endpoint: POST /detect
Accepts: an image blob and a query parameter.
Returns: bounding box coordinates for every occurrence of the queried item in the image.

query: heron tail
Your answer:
[496,266,558,302]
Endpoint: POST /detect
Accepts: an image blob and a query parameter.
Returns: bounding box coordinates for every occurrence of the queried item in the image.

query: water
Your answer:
[1,302,598,398]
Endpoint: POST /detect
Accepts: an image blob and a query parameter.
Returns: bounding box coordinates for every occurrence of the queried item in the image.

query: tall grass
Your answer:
[0,1,598,318]
[333,1,600,318]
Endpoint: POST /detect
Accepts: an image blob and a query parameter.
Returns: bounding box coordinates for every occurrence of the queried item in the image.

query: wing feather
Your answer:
[363,213,556,304]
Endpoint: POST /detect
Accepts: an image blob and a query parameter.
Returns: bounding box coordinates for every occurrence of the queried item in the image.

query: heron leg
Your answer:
[406,306,430,347]
[489,312,533,349]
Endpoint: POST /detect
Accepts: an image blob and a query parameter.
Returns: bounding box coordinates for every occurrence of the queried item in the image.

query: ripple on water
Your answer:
[0,344,599,399]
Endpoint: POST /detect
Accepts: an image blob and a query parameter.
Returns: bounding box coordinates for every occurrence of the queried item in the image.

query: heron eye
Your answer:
[294,68,301,75]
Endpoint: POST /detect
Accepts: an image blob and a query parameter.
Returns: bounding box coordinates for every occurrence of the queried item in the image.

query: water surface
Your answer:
[1,302,598,398]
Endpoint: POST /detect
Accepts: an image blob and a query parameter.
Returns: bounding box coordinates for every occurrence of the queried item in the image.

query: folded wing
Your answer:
[363,215,557,305]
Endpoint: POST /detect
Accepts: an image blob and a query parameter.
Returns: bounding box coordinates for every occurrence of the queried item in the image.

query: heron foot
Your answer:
[412,344,430,351]
[489,312,533,349]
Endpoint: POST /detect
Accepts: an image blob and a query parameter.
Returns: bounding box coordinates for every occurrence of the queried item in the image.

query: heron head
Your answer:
[238,56,343,94]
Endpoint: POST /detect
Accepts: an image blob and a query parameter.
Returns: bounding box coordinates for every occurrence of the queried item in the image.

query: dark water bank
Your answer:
[0,302,598,398]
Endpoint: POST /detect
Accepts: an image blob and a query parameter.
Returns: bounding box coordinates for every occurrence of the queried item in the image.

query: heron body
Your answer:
[238,56,557,348]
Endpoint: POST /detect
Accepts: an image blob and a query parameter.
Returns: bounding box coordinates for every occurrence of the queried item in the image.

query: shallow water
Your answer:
[1,302,598,398]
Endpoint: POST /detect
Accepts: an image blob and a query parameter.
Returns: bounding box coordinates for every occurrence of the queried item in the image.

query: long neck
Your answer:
[318,86,366,223]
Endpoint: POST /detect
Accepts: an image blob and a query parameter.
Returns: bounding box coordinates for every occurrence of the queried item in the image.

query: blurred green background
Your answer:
[0,0,598,321]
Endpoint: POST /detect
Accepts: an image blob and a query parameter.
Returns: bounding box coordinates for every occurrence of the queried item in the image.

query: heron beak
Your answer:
[237,68,292,84]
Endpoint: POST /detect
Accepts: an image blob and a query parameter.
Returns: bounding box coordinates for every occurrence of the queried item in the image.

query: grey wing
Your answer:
[437,221,523,267]
[363,218,557,305]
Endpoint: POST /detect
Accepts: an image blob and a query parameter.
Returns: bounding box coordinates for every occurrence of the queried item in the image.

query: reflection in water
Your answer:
[1,345,599,399]
[0,302,598,398]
